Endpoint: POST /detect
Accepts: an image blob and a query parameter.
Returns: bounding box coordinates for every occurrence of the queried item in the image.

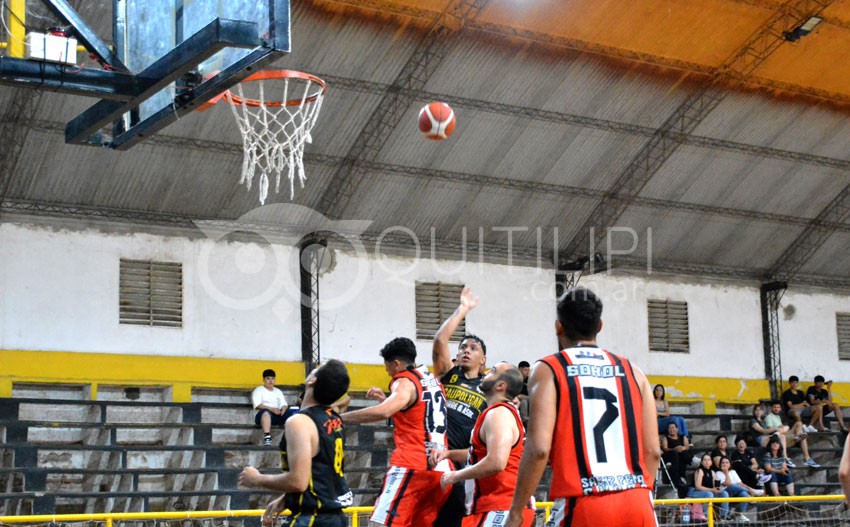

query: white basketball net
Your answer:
[224,72,325,204]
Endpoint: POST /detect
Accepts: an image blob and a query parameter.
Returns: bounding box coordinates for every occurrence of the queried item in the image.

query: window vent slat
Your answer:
[648,299,689,353]
[838,313,850,360]
[415,282,466,341]
[119,259,183,328]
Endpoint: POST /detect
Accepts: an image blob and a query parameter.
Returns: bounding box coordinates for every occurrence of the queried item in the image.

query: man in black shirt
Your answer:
[432,286,488,527]
[806,375,847,432]
[781,375,822,433]
[239,360,353,527]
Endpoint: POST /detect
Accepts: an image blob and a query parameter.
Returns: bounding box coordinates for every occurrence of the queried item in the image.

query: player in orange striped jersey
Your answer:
[506,287,661,527]
[341,337,452,527]
[432,362,536,527]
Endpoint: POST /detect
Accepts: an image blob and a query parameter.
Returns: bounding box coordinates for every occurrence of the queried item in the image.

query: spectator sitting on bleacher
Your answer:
[782,375,822,434]
[661,421,690,497]
[750,404,793,466]
[688,453,730,521]
[252,368,288,446]
[766,400,819,467]
[762,436,795,496]
[710,434,730,470]
[806,375,847,432]
[717,455,764,520]
[653,384,689,438]
[730,435,771,488]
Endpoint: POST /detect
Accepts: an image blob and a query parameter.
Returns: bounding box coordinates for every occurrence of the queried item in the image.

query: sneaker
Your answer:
[804,424,818,433]
[738,513,751,522]
[753,489,765,496]
[785,458,796,467]
[758,473,772,485]
[793,432,808,441]
[804,458,820,467]
[263,435,272,446]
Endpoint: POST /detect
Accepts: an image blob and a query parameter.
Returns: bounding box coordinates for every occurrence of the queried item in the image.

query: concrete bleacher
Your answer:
[1,386,845,517]
[0,385,396,515]
[655,400,848,499]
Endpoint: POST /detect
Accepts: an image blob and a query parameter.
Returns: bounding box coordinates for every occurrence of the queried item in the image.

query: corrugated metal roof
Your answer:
[2,0,850,288]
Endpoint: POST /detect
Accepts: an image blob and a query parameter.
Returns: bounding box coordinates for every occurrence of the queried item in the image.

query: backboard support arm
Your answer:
[108,48,284,150]
[65,18,262,147]
[0,56,135,100]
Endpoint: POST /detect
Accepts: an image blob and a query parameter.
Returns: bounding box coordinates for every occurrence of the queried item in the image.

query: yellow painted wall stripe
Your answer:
[0,350,391,401]
[2,349,846,409]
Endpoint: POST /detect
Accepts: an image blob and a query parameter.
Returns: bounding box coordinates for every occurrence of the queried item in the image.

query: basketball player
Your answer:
[505,287,661,527]
[432,286,488,527]
[432,362,536,527]
[341,337,452,527]
[238,359,353,527]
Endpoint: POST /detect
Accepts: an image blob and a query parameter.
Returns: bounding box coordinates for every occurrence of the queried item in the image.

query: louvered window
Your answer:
[415,282,466,341]
[838,313,850,360]
[648,299,689,353]
[119,259,183,327]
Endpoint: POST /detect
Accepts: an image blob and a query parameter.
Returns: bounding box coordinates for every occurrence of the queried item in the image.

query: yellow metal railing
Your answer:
[0,496,845,527]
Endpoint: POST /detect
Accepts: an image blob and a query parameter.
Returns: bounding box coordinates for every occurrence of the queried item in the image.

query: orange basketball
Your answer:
[418,102,456,140]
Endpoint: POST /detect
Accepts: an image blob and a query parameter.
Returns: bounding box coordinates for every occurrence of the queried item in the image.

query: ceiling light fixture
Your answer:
[784,16,823,42]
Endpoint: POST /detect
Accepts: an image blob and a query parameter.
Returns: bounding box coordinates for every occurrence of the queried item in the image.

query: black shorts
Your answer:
[255,409,287,427]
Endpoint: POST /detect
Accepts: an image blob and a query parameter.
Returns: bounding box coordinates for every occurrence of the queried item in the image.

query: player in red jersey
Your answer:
[433,362,536,527]
[341,337,452,527]
[506,287,661,527]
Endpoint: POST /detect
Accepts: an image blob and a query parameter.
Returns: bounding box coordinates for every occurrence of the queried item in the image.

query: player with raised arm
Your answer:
[433,362,536,527]
[432,286,489,527]
[341,337,452,527]
[238,359,353,527]
[506,287,661,527]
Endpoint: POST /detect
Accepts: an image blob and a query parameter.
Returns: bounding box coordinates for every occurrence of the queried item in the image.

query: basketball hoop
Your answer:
[220,70,326,204]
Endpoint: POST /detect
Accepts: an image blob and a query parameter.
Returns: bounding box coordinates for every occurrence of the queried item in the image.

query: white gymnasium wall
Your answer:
[777,290,850,382]
[581,274,765,379]
[2,222,850,380]
[0,222,302,359]
[317,250,557,366]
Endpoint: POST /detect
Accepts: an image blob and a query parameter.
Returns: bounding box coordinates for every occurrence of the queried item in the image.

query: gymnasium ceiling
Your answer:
[2,0,850,290]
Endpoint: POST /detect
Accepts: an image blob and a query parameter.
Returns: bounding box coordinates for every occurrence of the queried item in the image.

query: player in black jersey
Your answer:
[432,286,488,527]
[239,359,353,527]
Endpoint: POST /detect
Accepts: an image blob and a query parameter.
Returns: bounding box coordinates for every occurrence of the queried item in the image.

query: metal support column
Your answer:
[299,237,326,376]
[760,281,787,399]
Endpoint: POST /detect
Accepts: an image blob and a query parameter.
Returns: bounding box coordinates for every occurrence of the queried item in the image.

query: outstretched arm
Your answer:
[432,286,478,378]
[440,405,518,487]
[340,378,417,424]
[505,363,556,527]
[239,413,316,492]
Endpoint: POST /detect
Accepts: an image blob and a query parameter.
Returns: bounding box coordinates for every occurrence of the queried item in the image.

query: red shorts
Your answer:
[547,489,657,527]
[463,508,535,527]
[370,466,450,527]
